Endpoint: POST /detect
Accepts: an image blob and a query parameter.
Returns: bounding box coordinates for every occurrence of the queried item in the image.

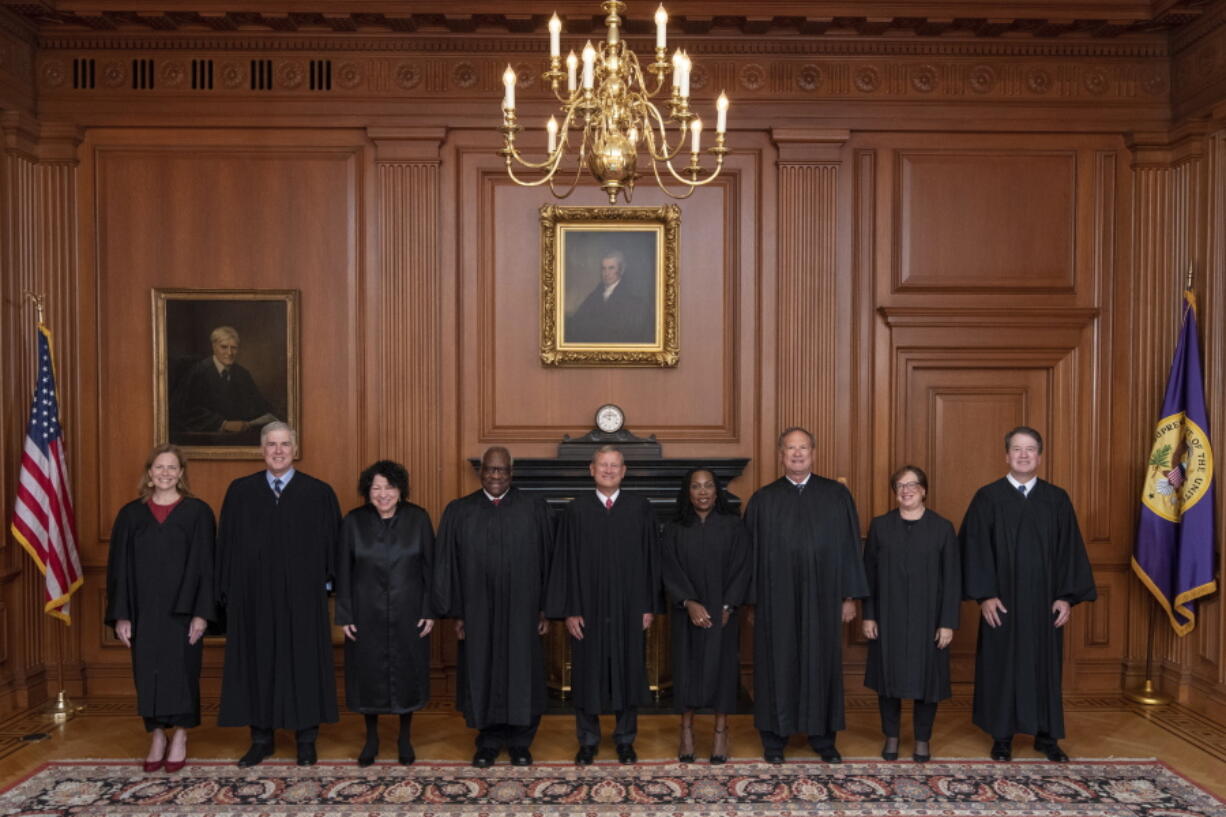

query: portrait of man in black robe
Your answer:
[434,447,554,768]
[216,422,341,768]
[544,445,660,766]
[170,325,278,443]
[746,427,868,764]
[960,425,1097,763]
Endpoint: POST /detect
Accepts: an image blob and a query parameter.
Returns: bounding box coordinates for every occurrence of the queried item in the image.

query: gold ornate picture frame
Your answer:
[540,204,680,367]
[153,288,300,460]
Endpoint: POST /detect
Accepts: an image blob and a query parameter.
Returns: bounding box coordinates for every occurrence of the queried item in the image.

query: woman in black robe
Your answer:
[861,465,961,763]
[661,468,750,764]
[334,460,435,766]
[105,444,215,774]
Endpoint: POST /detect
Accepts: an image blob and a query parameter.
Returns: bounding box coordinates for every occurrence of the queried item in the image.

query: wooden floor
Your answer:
[1,694,1224,799]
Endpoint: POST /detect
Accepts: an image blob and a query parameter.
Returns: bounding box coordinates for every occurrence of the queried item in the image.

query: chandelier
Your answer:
[499,1,729,204]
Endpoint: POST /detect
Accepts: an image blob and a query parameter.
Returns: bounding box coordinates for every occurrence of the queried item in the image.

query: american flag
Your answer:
[9,325,83,624]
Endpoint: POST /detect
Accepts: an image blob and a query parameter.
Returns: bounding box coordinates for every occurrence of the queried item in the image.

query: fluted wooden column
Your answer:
[771,129,850,478]
[367,129,446,519]
[0,113,83,708]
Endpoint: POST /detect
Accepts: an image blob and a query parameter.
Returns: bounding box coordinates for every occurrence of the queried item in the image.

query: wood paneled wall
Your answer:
[2,3,1226,722]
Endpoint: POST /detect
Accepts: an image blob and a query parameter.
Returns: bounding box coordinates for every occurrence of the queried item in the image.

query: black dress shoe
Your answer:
[472,748,498,768]
[1035,739,1069,762]
[819,749,842,764]
[709,753,727,765]
[398,749,416,766]
[357,750,376,768]
[990,738,1012,762]
[764,751,785,764]
[296,742,317,766]
[678,751,695,763]
[575,745,596,765]
[509,746,533,766]
[881,739,899,761]
[616,743,637,764]
[912,751,931,763]
[913,740,931,763]
[237,742,273,768]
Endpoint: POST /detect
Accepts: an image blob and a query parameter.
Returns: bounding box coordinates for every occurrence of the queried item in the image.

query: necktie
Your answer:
[492,497,501,507]
[273,478,282,500]
[605,497,614,510]
[221,368,231,384]
[795,482,805,495]
[1017,484,1027,497]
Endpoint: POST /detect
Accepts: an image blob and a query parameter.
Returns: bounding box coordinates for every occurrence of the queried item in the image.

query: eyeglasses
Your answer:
[895,482,922,492]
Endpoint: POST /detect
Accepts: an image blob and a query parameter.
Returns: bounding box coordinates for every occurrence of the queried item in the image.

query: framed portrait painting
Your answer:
[152,288,299,460]
[540,204,680,367]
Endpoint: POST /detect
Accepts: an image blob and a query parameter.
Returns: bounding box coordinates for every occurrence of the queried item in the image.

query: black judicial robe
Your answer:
[661,512,751,712]
[960,478,1097,739]
[170,359,274,433]
[434,488,552,729]
[334,502,434,714]
[862,509,960,703]
[216,471,340,730]
[544,492,660,714]
[105,497,216,725]
[746,476,868,737]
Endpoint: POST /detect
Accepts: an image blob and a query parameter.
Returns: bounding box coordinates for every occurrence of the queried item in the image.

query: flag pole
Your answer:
[21,292,81,722]
[1125,600,1172,705]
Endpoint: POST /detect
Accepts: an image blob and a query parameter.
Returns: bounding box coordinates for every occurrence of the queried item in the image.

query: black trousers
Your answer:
[878,696,938,741]
[759,729,836,752]
[250,724,318,745]
[575,708,637,747]
[476,717,541,751]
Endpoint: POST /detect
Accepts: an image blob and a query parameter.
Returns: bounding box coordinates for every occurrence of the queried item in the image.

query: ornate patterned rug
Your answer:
[1,759,1222,816]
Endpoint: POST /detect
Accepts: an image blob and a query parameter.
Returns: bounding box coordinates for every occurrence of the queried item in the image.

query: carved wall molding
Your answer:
[30,52,1172,117]
[1172,10,1226,120]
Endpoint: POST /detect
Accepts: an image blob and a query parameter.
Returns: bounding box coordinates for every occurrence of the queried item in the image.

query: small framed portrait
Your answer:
[152,289,299,460]
[540,204,680,367]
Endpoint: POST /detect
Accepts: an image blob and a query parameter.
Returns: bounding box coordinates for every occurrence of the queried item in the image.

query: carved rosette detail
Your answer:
[514,64,533,89]
[395,62,422,90]
[452,61,477,89]
[1083,68,1108,95]
[797,63,823,92]
[220,62,245,89]
[40,59,66,88]
[689,64,709,91]
[911,64,939,93]
[854,65,881,93]
[101,61,126,88]
[278,60,305,89]
[336,62,362,89]
[1141,68,1167,96]
[968,64,996,94]
[161,61,186,88]
[1026,67,1053,94]
[739,63,766,91]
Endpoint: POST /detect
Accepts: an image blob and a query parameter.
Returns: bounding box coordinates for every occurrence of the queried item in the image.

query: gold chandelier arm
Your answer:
[659,150,727,189]
[638,102,687,163]
[646,157,699,200]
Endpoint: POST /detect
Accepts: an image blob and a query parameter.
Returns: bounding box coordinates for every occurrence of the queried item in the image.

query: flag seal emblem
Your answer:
[1142,413,1213,522]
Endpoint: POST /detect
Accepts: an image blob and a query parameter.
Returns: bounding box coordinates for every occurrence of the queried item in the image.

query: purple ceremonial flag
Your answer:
[1133,291,1217,636]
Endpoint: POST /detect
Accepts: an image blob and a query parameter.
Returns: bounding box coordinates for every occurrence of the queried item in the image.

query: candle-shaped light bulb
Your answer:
[503,64,516,110]
[680,52,691,98]
[671,48,682,87]
[548,14,561,58]
[716,92,728,133]
[581,41,596,90]
[547,116,558,154]
[655,5,668,49]
[690,118,702,153]
[566,50,578,92]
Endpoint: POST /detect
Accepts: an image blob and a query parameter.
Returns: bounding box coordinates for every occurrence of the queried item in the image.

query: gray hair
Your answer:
[210,325,239,345]
[591,444,624,465]
[260,421,297,448]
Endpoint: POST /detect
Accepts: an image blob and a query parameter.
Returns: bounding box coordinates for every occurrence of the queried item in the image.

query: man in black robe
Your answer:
[217,422,341,767]
[170,326,278,442]
[545,445,660,765]
[565,251,653,344]
[434,447,554,768]
[960,426,1096,763]
[746,427,868,764]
